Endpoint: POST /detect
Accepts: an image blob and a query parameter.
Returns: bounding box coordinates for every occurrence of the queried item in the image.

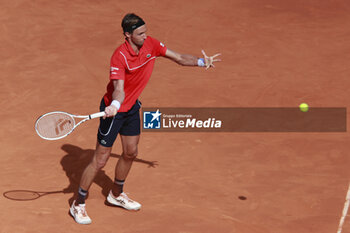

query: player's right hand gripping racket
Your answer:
[35,111,106,140]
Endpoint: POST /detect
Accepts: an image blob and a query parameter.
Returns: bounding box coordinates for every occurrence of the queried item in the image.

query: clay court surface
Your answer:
[1,0,350,232]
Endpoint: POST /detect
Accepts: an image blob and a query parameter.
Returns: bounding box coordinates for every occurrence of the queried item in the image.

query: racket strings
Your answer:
[36,113,75,139]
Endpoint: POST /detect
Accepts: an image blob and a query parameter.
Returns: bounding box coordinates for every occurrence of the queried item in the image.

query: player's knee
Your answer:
[122,149,138,161]
[92,150,110,170]
[95,158,108,170]
[91,158,107,170]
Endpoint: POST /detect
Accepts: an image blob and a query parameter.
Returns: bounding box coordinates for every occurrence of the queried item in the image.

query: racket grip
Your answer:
[89,112,106,119]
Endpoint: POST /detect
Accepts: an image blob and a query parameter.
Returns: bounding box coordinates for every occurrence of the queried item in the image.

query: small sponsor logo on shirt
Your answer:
[146,54,151,58]
[111,67,119,75]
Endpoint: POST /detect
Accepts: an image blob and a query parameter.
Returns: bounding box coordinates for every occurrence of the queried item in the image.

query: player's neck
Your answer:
[127,38,141,55]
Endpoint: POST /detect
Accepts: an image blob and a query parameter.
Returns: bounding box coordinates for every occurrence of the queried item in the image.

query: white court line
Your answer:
[337,182,350,233]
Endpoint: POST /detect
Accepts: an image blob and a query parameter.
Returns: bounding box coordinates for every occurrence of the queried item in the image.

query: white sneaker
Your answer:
[107,191,141,211]
[70,200,92,224]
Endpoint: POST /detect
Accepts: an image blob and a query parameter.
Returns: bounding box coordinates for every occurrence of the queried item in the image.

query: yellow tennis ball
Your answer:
[299,103,309,112]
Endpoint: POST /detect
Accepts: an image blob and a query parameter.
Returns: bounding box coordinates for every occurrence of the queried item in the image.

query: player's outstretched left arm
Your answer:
[165,49,221,69]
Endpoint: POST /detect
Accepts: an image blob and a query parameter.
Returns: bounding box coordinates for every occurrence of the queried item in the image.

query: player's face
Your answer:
[130,25,147,47]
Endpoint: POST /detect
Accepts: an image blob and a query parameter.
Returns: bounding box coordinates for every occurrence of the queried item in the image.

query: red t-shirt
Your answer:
[103,36,167,112]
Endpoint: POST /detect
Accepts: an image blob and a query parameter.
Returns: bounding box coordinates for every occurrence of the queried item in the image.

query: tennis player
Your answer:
[70,13,221,224]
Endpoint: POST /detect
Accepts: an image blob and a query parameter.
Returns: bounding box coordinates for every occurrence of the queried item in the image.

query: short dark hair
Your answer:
[121,13,145,34]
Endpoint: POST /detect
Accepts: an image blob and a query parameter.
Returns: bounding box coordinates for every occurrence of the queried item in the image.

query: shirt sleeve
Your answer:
[110,51,126,80]
[151,37,167,57]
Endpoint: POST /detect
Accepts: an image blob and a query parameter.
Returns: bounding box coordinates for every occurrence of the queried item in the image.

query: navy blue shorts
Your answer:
[97,98,141,147]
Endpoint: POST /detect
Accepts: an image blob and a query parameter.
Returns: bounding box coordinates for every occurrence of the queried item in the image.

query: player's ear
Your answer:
[124,31,131,39]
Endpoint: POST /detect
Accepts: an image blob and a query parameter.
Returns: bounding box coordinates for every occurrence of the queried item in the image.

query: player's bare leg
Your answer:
[70,141,112,224]
[112,135,139,195]
[107,135,141,210]
[77,142,112,204]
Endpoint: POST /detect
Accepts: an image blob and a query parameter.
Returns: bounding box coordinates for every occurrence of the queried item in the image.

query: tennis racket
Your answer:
[35,111,106,140]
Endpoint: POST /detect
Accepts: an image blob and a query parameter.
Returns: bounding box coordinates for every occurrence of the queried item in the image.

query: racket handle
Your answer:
[89,112,106,119]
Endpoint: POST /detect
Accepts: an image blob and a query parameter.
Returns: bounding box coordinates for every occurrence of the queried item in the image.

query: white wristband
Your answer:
[110,100,121,110]
[197,58,205,67]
